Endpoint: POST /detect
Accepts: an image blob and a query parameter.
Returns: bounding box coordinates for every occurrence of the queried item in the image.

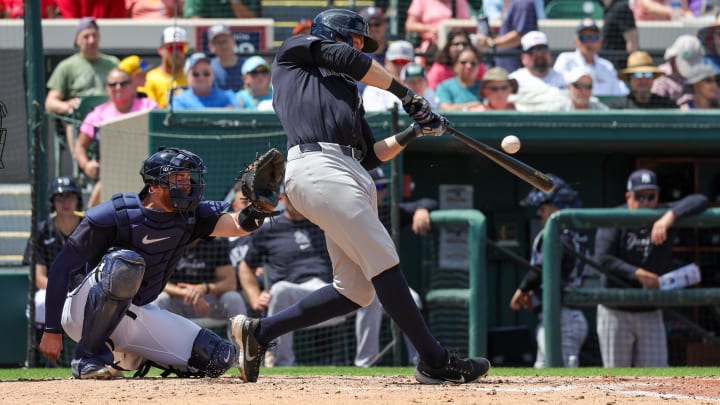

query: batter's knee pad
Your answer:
[99,249,145,299]
[188,328,237,378]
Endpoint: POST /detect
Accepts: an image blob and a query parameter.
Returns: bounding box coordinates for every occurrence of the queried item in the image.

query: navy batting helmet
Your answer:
[311,9,378,53]
[520,175,581,209]
[139,147,206,212]
[48,176,83,212]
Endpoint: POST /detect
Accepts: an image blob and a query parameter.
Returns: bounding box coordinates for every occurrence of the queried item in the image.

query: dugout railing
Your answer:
[543,208,720,367]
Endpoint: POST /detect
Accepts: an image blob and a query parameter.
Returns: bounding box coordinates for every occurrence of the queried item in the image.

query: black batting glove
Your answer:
[237,205,281,232]
[412,114,449,137]
[400,89,433,124]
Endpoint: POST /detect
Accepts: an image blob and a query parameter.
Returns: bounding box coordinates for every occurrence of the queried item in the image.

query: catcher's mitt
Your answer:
[240,148,285,213]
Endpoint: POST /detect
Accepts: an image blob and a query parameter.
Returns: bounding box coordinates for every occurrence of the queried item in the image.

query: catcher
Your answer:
[39,147,283,379]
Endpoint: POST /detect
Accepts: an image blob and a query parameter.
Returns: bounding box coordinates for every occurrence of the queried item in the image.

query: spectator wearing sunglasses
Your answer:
[171,53,242,110]
[236,56,273,111]
[470,67,518,111]
[679,64,720,109]
[75,68,159,207]
[145,26,189,108]
[359,7,389,65]
[510,31,566,90]
[609,51,676,109]
[594,169,708,367]
[436,46,485,111]
[562,66,608,110]
[426,30,487,90]
[554,19,629,97]
[363,41,417,112]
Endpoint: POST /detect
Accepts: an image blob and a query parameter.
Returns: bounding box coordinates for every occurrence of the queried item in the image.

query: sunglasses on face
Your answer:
[107,79,131,88]
[702,77,717,84]
[249,69,270,76]
[368,22,385,28]
[572,82,593,90]
[450,41,470,48]
[526,45,549,55]
[459,60,478,67]
[633,192,657,202]
[164,43,188,54]
[579,34,600,43]
[632,72,655,79]
[488,84,511,92]
[191,70,212,78]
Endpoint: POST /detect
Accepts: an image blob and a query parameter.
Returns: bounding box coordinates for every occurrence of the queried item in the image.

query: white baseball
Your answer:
[501,135,521,154]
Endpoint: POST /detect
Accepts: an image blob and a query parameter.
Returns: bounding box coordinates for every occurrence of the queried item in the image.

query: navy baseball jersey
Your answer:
[170,237,232,284]
[271,34,380,167]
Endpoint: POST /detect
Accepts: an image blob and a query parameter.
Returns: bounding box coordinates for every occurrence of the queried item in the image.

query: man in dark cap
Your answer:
[594,169,708,367]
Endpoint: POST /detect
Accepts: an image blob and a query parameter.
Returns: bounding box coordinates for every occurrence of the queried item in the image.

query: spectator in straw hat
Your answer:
[679,64,719,109]
[652,34,704,104]
[698,15,720,74]
[608,51,677,109]
[469,67,518,111]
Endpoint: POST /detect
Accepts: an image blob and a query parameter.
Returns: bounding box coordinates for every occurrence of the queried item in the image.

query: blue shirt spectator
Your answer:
[171,52,242,110]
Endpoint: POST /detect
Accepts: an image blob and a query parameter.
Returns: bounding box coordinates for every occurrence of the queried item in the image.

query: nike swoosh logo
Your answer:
[224,347,232,363]
[244,342,256,363]
[142,235,171,245]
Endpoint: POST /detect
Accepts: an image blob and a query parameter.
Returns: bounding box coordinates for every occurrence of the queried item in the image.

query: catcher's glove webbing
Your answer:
[240,147,285,213]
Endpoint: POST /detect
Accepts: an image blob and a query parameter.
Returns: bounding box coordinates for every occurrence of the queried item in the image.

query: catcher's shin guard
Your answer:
[188,328,237,377]
[75,250,144,359]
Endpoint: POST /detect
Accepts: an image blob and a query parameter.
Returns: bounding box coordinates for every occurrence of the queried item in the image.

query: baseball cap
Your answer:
[208,24,232,42]
[359,6,384,20]
[118,55,152,76]
[386,40,414,62]
[184,52,211,75]
[369,168,390,184]
[520,175,581,209]
[664,35,704,78]
[241,56,271,75]
[401,63,426,81]
[521,31,548,52]
[161,26,188,45]
[576,18,600,34]
[564,65,594,84]
[74,17,98,47]
[626,169,659,192]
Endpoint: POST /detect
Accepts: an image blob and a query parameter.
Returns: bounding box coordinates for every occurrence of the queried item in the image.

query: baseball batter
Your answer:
[38,147,274,379]
[231,8,490,384]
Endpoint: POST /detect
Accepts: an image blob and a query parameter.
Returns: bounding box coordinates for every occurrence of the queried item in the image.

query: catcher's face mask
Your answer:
[143,148,206,213]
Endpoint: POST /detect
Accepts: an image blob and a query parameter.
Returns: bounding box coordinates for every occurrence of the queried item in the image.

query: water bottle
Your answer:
[670,0,682,20]
[477,13,490,37]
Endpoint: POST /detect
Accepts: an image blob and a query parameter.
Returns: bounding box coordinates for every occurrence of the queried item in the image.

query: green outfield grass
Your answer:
[1,366,719,380]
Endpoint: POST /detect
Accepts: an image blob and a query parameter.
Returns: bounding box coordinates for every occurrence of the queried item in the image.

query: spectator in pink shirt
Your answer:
[426,30,487,90]
[405,0,471,65]
[126,0,181,18]
[75,68,159,207]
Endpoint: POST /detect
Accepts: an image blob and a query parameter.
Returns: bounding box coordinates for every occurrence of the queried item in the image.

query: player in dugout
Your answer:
[231,8,491,385]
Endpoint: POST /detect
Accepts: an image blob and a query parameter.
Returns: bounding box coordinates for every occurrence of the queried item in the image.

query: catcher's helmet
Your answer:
[521,175,581,209]
[139,147,206,212]
[311,8,378,53]
[48,176,83,212]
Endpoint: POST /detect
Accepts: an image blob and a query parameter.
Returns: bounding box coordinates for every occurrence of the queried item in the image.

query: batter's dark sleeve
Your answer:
[398,198,438,228]
[359,118,381,170]
[278,35,373,81]
[594,226,638,284]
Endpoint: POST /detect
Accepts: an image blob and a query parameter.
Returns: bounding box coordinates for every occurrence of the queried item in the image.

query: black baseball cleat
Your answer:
[71,356,114,380]
[231,314,269,383]
[413,352,491,384]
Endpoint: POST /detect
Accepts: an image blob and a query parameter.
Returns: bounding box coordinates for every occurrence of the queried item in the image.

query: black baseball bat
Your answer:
[445,126,555,192]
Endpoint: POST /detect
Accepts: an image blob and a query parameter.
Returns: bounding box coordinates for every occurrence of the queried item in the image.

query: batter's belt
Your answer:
[289,142,363,161]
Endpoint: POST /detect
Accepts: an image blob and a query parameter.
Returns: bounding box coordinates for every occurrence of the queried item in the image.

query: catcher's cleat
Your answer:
[413,351,491,385]
[231,314,268,383]
[71,357,115,380]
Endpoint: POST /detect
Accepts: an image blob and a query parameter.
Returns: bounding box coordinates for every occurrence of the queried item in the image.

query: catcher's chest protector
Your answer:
[110,193,195,305]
